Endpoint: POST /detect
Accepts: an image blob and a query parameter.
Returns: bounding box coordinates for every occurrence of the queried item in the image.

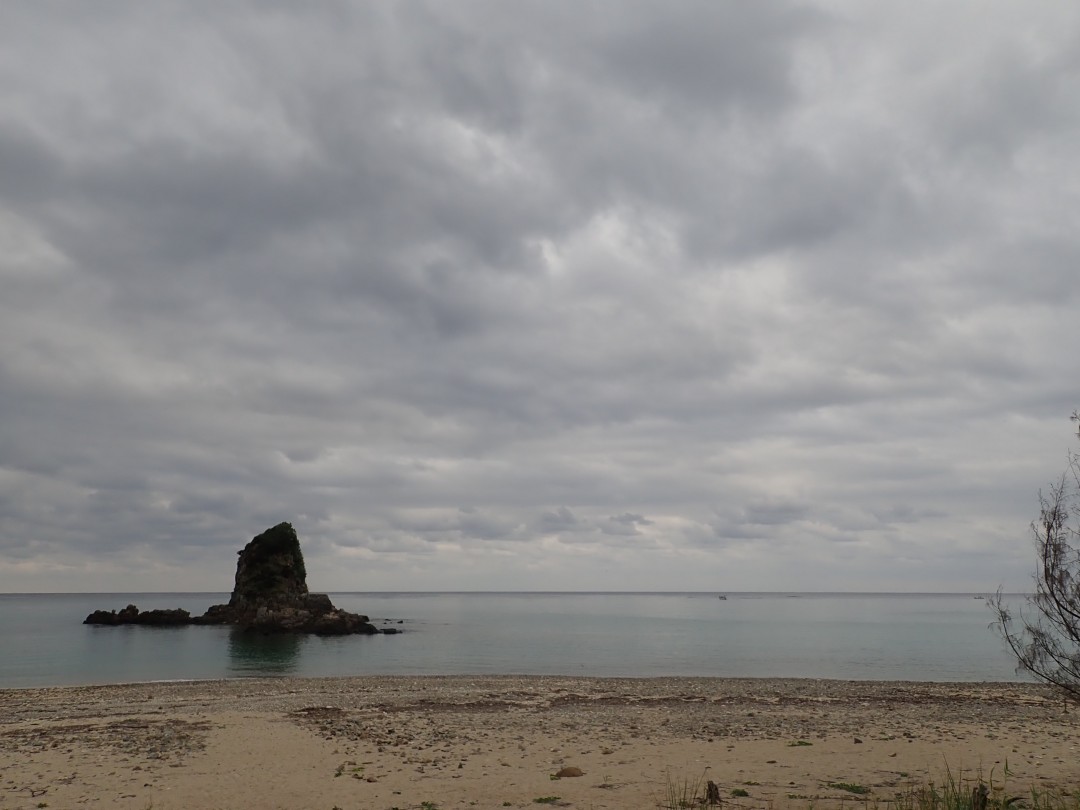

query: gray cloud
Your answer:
[1,2,1078,593]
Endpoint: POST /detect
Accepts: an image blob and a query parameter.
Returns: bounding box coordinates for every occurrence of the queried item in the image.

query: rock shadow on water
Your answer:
[227,628,304,676]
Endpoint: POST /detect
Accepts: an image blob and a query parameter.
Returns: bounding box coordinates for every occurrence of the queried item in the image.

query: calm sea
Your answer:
[0,592,1026,689]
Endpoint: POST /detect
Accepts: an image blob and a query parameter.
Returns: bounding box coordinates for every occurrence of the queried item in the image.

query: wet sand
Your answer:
[1,676,1075,809]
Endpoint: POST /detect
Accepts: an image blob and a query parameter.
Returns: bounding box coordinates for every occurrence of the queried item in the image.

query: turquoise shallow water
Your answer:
[0,592,1025,688]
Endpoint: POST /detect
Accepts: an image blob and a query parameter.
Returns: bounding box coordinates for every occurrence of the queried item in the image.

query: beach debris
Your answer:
[553,766,584,778]
[972,783,989,810]
[705,780,721,805]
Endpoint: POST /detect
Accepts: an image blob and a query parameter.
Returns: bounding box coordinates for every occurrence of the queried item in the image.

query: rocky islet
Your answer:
[84,523,396,636]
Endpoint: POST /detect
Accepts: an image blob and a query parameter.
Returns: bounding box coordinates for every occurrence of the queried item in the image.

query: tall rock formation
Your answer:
[208,522,310,618]
[86,522,391,636]
[198,522,379,634]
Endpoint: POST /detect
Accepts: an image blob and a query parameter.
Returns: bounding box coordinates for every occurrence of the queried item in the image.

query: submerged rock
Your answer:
[85,523,390,636]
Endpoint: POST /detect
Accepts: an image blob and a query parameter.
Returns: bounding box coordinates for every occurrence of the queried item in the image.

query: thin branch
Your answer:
[992,419,1080,701]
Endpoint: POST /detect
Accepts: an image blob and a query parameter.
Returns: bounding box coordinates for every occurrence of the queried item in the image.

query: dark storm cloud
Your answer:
[1,1,1079,592]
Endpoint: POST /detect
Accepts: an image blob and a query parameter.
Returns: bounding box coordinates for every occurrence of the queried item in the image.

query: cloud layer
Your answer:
[2,2,1079,592]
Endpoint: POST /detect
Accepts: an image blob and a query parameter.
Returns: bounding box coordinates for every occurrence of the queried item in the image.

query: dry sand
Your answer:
[1,676,1076,810]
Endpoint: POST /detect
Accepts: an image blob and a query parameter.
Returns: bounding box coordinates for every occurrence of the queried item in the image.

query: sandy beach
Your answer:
[1,676,1075,810]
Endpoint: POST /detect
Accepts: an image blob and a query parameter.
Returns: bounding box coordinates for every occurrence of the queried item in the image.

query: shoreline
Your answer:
[2,676,1075,809]
[0,672,1039,692]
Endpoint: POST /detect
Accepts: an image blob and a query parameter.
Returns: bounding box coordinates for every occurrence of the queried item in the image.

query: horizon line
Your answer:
[0,589,1014,597]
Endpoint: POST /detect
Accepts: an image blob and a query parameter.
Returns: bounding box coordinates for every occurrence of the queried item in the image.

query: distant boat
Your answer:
[718,595,728,600]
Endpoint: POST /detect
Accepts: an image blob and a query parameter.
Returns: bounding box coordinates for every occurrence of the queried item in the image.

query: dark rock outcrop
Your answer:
[84,605,192,626]
[85,523,391,636]
[231,522,310,613]
[195,522,379,635]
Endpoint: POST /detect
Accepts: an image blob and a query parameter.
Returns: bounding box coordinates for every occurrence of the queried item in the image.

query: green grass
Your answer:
[652,762,1080,810]
[889,765,1080,810]
[656,770,707,809]
[828,782,871,795]
[532,798,561,805]
[333,760,364,779]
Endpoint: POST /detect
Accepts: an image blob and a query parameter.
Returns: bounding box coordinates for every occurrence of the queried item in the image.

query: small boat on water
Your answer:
[718,594,727,600]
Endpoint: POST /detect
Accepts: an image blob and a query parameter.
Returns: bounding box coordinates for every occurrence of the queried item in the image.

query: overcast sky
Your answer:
[2,2,1079,594]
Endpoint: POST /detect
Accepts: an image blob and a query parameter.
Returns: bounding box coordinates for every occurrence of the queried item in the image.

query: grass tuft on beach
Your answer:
[655,765,1079,810]
[889,768,1080,810]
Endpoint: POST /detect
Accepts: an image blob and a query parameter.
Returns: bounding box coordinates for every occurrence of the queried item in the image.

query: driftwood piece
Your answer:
[972,783,989,810]
[705,779,722,805]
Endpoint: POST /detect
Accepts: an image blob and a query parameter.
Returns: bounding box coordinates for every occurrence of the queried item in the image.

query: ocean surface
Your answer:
[0,592,1027,689]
